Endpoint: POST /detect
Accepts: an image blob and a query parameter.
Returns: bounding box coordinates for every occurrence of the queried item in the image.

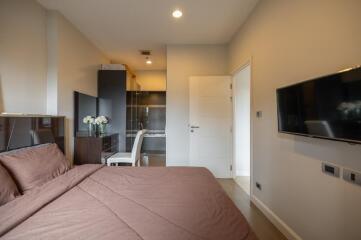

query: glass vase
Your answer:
[99,124,106,135]
[88,123,93,135]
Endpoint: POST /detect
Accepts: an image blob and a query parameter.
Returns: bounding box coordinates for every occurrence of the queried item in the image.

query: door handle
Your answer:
[190,126,200,129]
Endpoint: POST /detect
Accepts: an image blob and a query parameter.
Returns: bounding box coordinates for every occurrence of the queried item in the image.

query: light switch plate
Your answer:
[343,169,361,187]
[256,111,262,118]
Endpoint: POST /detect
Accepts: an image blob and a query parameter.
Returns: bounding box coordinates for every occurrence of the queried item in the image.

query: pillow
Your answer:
[0,163,20,206]
[0,144,70,193]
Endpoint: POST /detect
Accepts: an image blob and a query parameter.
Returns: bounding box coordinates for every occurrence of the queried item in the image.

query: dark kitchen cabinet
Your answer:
[98,70,127,152]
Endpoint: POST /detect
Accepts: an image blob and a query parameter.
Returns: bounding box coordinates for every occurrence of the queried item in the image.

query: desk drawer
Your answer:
[102,135,119,151]
[111,135,119,145]
[102,137,111,150]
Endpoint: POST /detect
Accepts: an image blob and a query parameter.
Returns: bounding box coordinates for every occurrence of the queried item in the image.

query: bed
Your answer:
[0,144,257,240]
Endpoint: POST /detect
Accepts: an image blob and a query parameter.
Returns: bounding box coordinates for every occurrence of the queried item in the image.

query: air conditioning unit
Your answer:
[100,64,126,70]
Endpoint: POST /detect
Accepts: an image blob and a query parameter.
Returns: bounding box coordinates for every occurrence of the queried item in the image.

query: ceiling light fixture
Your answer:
[140,50,153,65]
[172,9,183,18]
[146,57,152,65]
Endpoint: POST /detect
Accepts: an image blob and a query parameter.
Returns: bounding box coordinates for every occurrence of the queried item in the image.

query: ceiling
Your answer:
[38,0,258,70]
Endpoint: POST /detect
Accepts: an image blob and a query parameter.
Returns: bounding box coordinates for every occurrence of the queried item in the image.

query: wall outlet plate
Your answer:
[321,162,340,178]
[343,169,361,187]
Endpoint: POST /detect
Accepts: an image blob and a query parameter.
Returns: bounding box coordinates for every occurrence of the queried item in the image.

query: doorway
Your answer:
[232,64,251,195]
[126,70,167,167]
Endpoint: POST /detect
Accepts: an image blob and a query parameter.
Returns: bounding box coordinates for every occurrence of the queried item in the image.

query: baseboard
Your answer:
[251,195,302,240]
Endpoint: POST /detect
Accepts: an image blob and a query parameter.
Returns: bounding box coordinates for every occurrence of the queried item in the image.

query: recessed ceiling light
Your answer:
[146,59,152,65]
[172,9,183,18]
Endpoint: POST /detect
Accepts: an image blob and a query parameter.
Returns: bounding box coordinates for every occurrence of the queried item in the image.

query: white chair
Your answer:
[107,129,147,166]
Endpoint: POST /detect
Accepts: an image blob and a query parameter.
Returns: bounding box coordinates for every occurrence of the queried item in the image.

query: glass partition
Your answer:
[126,74,166,166]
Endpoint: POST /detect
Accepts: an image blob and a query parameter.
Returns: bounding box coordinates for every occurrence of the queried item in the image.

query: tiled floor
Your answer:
[218,179,287,240]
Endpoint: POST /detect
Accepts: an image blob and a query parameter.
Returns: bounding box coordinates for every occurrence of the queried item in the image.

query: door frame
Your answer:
[231,59,254,196]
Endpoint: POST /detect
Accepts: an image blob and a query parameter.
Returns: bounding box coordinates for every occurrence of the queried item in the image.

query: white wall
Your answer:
[0,0,47,114]
[135,70,166,91]
[0,0,110,162]
[46,10,59,115]
[229,1,361,239]
[233,65,250,177]
[166,45,228,166]
[48,11,110,161]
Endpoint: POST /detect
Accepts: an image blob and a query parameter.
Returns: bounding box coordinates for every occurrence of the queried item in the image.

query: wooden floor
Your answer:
[234,175,250,195]
[218,179,287,240]
[143,154,166,166]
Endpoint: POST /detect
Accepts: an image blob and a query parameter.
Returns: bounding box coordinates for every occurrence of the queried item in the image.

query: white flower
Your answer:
[83,116,95,124]
[95,116,108,125]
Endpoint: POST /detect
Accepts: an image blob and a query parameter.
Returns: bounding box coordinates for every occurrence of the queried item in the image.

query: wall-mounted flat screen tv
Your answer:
[277,66,361,143]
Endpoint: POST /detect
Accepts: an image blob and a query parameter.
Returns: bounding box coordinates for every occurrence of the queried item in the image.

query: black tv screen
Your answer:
[277,66,361,143]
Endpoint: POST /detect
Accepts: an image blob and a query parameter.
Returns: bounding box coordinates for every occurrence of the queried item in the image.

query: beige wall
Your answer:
[229,1,361,239]
[166,45,228,166]
[48,12,110,161]
[0,0,47,114]
[135,70,166,91]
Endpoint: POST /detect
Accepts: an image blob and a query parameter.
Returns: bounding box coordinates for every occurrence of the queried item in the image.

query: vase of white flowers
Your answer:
[83,116,95,135]
[95,116,108,134]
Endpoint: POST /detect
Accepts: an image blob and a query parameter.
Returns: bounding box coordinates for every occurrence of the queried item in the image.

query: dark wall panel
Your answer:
[74,92,98,135]
[98,70,127,151]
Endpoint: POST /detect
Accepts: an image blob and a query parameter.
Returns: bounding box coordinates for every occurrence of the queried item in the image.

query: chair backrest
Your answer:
[131,129,147,165]
[30,129,55,145]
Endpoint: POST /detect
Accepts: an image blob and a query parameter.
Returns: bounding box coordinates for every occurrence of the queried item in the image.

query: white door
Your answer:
[189,76,232,178]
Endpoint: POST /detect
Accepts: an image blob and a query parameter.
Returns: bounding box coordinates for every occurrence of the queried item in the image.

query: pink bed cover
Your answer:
[0,165,257,240]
